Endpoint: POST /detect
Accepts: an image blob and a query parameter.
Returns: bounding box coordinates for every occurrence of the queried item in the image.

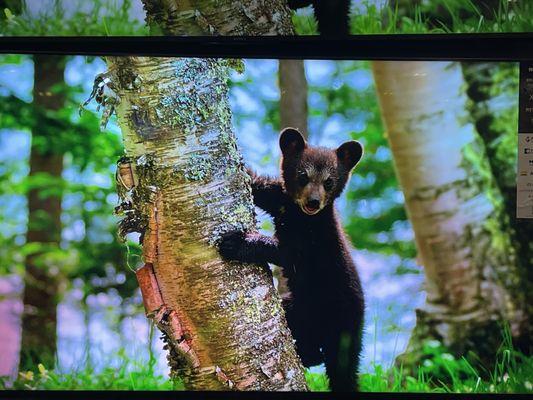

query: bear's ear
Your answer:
[336,140,363,171]
[279,127,306,156]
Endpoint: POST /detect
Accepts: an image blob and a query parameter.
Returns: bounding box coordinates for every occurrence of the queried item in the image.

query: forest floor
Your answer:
[2,347,532,393]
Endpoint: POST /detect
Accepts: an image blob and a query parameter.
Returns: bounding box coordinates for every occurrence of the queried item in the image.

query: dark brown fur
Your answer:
[219,128,364,391]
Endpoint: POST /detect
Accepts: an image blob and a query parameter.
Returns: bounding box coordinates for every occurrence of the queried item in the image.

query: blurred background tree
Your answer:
[0,0,147,376]
[372,61,528,375]
[20,54,67,371]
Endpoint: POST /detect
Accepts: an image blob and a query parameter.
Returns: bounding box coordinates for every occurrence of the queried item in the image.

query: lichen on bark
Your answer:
[141,0,294,36]
[91,56,307,390]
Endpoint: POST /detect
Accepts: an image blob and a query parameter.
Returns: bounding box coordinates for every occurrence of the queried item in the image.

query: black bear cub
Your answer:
[219,128,365,392]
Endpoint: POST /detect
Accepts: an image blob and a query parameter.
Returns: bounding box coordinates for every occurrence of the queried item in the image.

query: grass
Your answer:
[292,0,533,35]
[3,336,532,393]
[1,348,180,391]
[1,0,148,36]
[3,0,532,36]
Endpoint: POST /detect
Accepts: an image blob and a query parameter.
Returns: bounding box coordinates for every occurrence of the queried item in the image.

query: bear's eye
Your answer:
[324,178,334,191]
[297,172,309,186]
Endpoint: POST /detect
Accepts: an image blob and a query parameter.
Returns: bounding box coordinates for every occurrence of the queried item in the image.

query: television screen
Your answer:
[0,53,531,394]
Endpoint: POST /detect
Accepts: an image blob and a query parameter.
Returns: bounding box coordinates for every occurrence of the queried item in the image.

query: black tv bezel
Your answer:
[0,33,532,61]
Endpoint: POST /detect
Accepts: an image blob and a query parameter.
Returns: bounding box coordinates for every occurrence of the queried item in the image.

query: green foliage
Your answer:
[358,364,440,392]
[0,59,123,171]
[395,328,533,394]
[0,54,139,299]
[291,0,533,35]
[307,325,533,393]
[417,340,478,383]
[353,1,435,34]
[4,346,531,393]
[291,6,318,35]
[0,0,22,20]
[305,371,329,391]
[1,349,180,390]
[423,0,533,33]
[1,0,148,36]
[481,63,519,190]
[3,0,532,37]
[2,322,530,393]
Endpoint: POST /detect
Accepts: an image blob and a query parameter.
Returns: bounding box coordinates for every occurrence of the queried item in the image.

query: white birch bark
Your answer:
[89,0,308,390]
[142,0,294,35]
[94,56,307,390]
[371,61,525,368]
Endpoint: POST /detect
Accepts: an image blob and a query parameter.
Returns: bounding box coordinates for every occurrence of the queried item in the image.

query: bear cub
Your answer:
[219,128,365,392]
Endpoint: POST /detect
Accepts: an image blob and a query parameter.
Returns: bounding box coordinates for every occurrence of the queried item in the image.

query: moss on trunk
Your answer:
[94,56,307,390]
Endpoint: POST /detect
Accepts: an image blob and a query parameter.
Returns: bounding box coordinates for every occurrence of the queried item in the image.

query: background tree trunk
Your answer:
[279,59,308,136]
[462,62,532,354]
[20,54,66,370]
[371,61,527,372]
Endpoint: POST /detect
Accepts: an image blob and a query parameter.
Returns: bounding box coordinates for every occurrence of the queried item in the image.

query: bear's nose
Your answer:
[307,199,320,210]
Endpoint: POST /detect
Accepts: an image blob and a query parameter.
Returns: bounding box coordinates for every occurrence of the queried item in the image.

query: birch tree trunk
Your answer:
[92,1,307,390]
[101,56,306,391]
[20,55,66,371]
[142,0,294,35]
[371,61,527,371]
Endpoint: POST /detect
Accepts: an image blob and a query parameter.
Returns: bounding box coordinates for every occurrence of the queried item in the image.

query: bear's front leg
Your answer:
[246,167,286,218]
[218,230,282,265]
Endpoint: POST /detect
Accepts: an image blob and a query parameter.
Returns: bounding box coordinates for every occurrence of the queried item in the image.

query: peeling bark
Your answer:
[371,61,526,371]
[141,0,294,35]
[20,55,66,371]
[94,56,307,390]
[92,1,307,391]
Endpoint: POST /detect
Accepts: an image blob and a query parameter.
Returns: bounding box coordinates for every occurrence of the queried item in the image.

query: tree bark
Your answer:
[91,1,306,390]
[371,61,527,372]
[96,54,306,390]
[462,61,532,354]
[279,59,308,136]
[142,0,294,35]
[20,55,66,370]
